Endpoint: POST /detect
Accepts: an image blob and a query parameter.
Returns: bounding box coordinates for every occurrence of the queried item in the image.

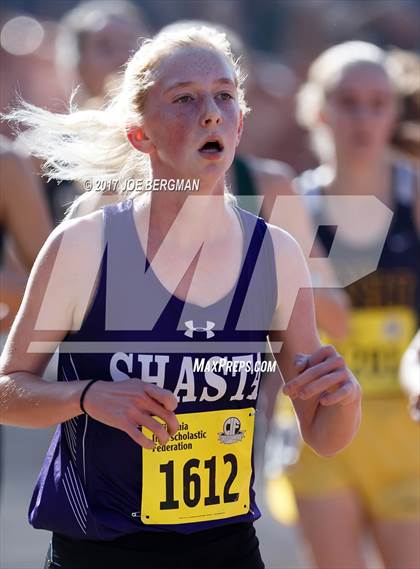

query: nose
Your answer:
[353,104,373,123]
[200,97,222,127]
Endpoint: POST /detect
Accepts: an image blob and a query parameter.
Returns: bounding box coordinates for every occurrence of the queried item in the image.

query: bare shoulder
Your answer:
[266,223,309,283]
[53,209,104,286]
[49,209,104,264]
[67,192,122,219]
[267,223,304,261]
[247,155,295,196]
[28,211,104,328]
[266,223,311,312]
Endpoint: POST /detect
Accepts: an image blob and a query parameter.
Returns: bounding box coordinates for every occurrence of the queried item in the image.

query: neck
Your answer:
[141,175,231,250]
[326,152,393,202]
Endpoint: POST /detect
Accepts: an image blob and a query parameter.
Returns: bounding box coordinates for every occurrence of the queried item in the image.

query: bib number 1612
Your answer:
[160,453,239,510]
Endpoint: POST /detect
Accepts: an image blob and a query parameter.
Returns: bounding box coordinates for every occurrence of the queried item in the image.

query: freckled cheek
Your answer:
[150,110,196,153]
[165,131,189,155]
[166,123,194,153]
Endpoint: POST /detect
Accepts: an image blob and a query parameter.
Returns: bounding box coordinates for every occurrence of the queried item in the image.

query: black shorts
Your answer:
[44,522,265,569]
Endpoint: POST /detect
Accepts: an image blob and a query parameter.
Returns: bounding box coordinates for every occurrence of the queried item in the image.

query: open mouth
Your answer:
[198,139,224,154]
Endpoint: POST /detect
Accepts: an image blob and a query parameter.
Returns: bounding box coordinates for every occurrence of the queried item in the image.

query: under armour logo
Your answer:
[184,320,215,339]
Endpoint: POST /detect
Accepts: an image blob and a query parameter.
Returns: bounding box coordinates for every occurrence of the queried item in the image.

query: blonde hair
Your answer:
[296,41,397,159]
[5,26,249,215]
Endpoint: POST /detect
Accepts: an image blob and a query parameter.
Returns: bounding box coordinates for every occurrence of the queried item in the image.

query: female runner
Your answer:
[0,27,360,569]
[277,41,419,569]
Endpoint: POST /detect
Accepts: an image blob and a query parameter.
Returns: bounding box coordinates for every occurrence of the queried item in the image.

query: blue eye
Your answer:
[174,95,193,103]
[218,92,233,101]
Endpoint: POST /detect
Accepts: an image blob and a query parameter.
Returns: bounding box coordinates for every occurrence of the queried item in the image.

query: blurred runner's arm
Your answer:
[1,149,52,269]
[268,226,361,457]
[0,148,53,330]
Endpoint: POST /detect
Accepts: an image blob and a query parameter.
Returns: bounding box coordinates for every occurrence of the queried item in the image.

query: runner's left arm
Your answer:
[267,225,361,457]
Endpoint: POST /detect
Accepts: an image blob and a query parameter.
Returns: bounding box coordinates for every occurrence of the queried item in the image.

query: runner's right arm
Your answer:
[0,215,178,446]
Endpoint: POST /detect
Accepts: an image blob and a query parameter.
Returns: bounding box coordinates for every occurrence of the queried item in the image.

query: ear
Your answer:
[126,125,155,154]
[236,111,244,147]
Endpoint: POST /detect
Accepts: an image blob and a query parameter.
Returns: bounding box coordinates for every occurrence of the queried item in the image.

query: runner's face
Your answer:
[79,17,141,97]
[321,63,397,160]
[141,47,242,184]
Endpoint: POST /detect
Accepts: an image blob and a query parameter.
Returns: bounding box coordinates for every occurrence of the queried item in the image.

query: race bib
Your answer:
[141,408,255,525]
[322,307,417,397]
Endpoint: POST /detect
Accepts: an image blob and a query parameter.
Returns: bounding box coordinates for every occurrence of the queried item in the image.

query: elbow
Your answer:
[302,410,362,458]
[301,433,340,457]
[313,445,346,459]
[303,436,352,458]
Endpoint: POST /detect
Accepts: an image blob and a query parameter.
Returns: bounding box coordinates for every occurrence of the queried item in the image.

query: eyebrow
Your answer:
[164,77,236,94]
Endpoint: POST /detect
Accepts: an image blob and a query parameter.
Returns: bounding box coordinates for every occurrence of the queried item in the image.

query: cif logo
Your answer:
[224,417,241,436]
[218,417,245,444]
[184,320,215,339]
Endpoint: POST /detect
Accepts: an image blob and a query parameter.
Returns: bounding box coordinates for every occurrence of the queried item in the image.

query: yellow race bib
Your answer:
[141,408,255,525]
[322,306,416,397]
